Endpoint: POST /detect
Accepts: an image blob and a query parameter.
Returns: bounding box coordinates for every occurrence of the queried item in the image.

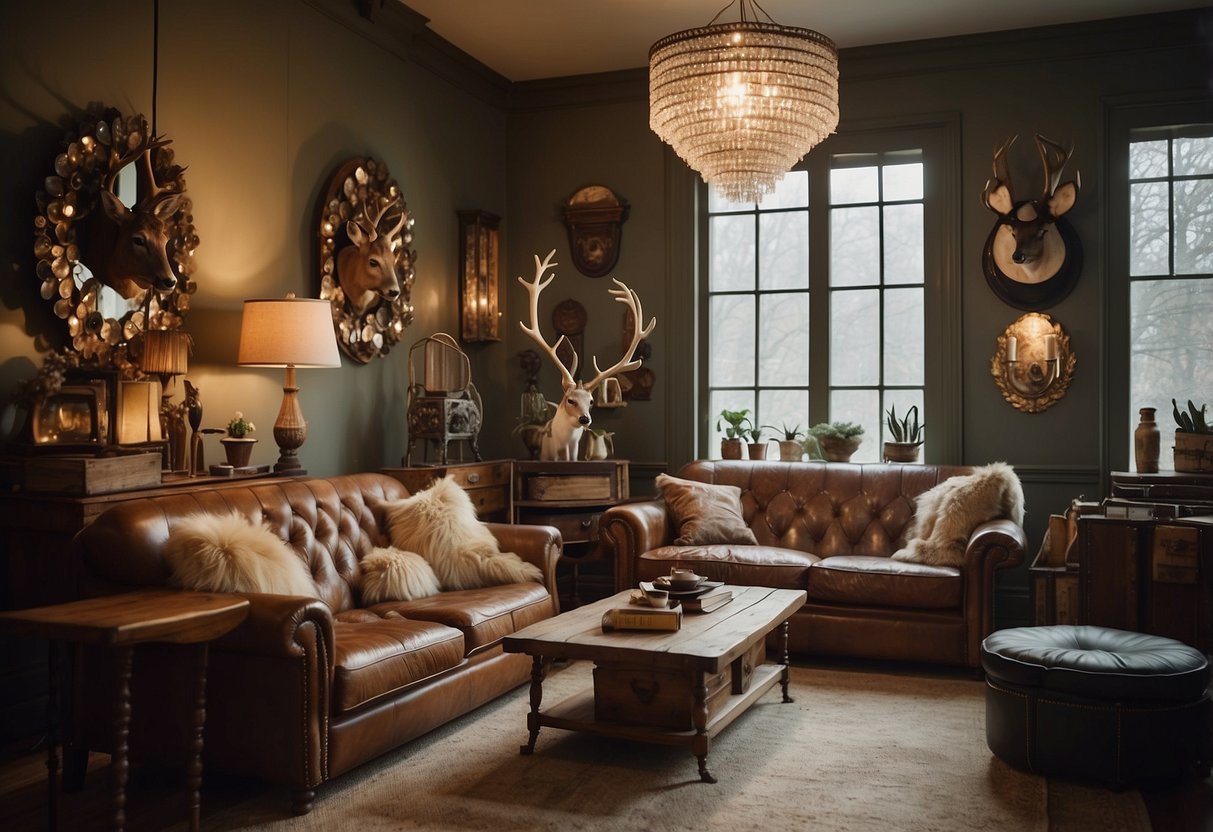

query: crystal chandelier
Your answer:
[649,0,839,204]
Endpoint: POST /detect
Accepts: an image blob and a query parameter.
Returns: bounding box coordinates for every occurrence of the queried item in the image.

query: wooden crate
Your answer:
[24,453,161,496]
[593,662,730,729]
[527,474,613,501]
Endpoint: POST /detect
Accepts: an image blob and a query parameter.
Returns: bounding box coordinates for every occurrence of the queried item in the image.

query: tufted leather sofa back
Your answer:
[677,460,972,558]
[74,473,407,613]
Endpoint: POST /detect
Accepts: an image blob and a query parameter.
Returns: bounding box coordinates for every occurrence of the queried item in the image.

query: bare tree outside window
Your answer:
[1128,130,1213,457]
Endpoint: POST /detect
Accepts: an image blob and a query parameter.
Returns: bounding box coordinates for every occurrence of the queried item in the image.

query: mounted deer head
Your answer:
[84,131,184,300]
[336,196,406,315]
[982,134,1080,287]
[518,249,656,460]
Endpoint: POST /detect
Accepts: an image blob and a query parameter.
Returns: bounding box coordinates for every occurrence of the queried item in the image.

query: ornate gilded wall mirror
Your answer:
[317,157,416,363]
[34,107,198,368]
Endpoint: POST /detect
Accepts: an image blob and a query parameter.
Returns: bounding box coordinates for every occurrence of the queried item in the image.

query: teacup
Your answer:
[642,586,670,607]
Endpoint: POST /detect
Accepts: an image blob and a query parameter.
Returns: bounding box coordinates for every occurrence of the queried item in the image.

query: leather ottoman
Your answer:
[981,625,1211,786]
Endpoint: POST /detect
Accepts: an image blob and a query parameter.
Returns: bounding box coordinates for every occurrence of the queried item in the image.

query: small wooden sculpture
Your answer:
[184,380,205,475]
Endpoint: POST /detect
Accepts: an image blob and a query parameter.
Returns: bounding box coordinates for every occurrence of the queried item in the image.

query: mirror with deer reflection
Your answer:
[34,107,198,369]
[317,157,416,364]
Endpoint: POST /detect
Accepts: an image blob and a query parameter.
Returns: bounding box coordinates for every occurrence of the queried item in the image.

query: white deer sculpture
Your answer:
[518,249,656,461]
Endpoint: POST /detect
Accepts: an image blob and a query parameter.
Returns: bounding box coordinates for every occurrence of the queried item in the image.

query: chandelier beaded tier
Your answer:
[649,1,839,204]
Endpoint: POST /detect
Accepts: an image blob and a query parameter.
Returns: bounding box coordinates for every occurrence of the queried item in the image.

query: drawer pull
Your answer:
[630,678,659,704]
[467,472,480,484]
[580,518,593,529]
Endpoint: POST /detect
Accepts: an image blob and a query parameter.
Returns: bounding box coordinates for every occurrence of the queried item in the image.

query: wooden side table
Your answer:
[0,590,249,832]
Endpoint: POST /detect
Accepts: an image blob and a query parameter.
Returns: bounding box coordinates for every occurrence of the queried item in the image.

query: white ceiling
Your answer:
[401,0,1210,82]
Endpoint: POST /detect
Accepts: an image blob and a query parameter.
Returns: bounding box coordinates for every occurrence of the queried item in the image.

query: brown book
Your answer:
[601,605,682,632]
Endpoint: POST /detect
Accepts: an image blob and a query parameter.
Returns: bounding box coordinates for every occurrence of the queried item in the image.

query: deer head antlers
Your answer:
[517,249,656,393]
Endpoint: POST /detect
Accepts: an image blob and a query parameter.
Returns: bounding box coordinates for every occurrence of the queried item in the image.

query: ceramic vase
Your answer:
[778,440,804,461]
[221,437,257,468]
[1134,407,1160,474]
[747,442,768,460]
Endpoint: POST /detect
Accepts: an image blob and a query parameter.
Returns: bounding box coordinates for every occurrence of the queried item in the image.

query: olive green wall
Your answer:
[0,0,508,476]
[1,3,1210,624]
[498,11,1212,622]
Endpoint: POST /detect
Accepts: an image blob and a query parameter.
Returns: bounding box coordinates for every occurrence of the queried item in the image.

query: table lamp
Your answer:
[142,328,191,471]
[237,293,341,476]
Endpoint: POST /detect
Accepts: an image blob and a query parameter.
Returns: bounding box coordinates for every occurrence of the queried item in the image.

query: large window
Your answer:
[706,146,934,462]
[1127,125,1213,456]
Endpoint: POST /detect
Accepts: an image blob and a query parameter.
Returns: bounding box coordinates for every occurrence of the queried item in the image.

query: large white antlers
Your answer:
[583,280,656,393]
[517,249,577,388]
[516,249,657,393]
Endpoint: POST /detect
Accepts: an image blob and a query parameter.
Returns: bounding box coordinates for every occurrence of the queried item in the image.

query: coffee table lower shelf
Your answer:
[521,662,785,782]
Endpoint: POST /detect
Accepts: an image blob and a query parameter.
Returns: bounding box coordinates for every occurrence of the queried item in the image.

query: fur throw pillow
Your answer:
[892,462,1024,567]
[657,473,758,546]
[164,511,317,597]
[384,476,543,590]
[359,546,442,603]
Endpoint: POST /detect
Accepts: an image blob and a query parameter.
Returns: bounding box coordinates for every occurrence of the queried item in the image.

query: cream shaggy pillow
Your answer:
[892,462,1025,568]
[359,546,442,603]
[164,511,317,597]
[384,476,543,590]
[657,473,758,546]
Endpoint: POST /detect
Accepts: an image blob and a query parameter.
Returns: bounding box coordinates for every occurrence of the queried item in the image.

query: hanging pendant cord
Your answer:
[151,0,159,136]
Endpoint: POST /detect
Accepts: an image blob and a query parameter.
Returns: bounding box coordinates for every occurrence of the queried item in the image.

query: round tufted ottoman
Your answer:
[981,625,1211,786]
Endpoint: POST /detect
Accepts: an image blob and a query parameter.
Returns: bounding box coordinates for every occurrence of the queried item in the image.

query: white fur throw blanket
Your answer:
[891,462,1024,568]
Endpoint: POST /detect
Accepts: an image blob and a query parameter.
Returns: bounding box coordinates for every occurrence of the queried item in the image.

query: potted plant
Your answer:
[882,405,924,463]
[221,411,257,468]
[764,422,806,461]
[716,408,753,459]
[1172,398,1213,472]
[808,421,864,462]
[747,425,770,460]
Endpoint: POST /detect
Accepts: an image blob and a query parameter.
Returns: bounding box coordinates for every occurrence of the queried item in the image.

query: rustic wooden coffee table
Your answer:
[502,585,806,783]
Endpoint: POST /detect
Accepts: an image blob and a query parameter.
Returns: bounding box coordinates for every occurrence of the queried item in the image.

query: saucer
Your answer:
[655,574,705,592]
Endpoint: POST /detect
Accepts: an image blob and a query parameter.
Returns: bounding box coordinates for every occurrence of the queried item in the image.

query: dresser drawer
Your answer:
[446,461,511,490]
[465,485,508,516]
[519,509,601,545]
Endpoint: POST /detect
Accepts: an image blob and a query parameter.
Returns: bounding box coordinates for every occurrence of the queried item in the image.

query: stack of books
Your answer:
[680,587,732,613]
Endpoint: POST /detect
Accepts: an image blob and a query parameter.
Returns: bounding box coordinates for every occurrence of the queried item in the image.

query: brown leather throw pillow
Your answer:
[656,473,758,546]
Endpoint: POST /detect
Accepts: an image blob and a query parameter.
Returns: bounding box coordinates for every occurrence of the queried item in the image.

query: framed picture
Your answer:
[64,368,118,445]
[32,386,101,445]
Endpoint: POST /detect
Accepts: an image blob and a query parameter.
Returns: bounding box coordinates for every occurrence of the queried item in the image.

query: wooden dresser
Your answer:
[380,459,512,522]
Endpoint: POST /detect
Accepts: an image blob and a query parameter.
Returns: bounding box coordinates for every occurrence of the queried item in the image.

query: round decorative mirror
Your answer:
[34,107,198,369]
[317,157,415,364]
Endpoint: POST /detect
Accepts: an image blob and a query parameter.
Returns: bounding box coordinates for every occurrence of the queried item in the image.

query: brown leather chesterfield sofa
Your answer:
[70,473,559,814]
[601,460,1027,668]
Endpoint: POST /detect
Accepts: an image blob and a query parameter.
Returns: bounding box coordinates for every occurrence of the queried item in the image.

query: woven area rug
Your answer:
[189,662,1151,832]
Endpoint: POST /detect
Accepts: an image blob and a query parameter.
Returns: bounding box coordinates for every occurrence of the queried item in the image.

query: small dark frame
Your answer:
[32,386,100,446]
[65,367,119,445]
[982,216,1083,311]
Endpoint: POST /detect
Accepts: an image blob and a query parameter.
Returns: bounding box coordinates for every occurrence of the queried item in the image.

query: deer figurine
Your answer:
[982,134,1080,286]
[84,131,184,299]
[336,197,406,315]
[518,249,656,461]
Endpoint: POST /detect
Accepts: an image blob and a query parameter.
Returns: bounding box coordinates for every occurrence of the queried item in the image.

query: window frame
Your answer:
[695,114,962,462]
[1104,94,1213,477]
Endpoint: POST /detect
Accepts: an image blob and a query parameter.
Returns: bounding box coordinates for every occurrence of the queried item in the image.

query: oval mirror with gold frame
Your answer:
[317,157,416,364]
[34,107,198,369]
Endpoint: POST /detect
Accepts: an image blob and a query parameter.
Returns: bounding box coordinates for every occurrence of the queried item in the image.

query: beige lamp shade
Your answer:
[142,329,191,375]
[237,296,341,368]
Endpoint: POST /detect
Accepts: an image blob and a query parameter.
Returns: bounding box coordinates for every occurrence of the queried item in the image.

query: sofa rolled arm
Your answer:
[217,594,335,658]
[600,500,673,591]
[961,518,1029,665]
[483,521,562,596]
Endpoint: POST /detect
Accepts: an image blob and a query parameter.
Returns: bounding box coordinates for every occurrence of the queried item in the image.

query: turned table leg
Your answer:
[185,643,210,832]
[692,670,717,783]
[779,620,794,704]
[521,655,547,754]
[110,644,134,831]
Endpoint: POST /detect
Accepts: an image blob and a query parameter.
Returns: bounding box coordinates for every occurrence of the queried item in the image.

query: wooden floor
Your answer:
[0,730,1210,831]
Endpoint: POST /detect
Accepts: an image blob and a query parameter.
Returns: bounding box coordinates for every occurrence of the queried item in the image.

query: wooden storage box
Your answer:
[24,453,161,495]
[527,474,612,501]
[593,662,730,729]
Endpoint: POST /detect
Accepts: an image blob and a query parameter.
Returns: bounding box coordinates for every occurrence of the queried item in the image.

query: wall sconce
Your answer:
[990,312,1076,413]
[238,294,341,476]
[457,210,500,342]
